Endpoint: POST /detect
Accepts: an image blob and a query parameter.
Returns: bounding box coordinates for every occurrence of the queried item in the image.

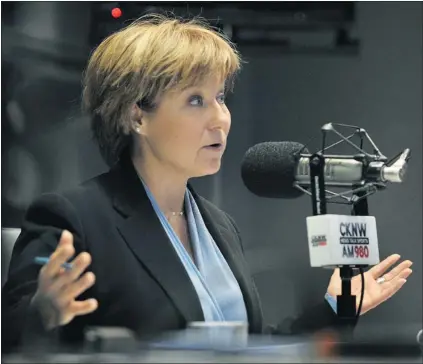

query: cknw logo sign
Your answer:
[311,235,327,247]
[339,222,369,244]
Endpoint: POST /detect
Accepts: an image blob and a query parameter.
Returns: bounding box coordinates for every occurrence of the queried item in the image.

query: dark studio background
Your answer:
[2,1,422,340]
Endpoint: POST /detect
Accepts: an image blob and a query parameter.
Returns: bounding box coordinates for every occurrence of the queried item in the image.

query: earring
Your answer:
[135,127,141,134]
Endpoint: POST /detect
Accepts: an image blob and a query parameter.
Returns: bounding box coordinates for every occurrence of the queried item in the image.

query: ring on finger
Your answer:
[376,276,386,284]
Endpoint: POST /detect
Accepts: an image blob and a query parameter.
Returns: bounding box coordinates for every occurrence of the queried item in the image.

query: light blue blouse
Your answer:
[141,180,248,323]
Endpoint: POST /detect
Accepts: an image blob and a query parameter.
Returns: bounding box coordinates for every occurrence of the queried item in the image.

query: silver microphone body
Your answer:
[295,149,410,187]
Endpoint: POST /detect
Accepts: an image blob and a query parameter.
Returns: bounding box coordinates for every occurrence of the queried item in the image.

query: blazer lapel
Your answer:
[111,155,204,324]
[190,187,262,333]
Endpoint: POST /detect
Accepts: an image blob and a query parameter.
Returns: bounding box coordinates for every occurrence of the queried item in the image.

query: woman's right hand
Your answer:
[31,230,98,330]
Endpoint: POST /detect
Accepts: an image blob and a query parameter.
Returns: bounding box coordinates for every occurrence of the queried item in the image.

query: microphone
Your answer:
[241,141,411,199]
[241,141,308,199]
[241,126,410,326]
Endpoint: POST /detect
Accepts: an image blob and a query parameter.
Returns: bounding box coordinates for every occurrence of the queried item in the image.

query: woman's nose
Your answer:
[209,103,231,131]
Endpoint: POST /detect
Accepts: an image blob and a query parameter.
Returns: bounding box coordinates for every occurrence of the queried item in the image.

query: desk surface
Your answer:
[3,351,422,363]
[4,325,422,363]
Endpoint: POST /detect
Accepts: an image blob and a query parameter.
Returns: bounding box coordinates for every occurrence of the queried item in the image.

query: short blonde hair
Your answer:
[82,13,242,166]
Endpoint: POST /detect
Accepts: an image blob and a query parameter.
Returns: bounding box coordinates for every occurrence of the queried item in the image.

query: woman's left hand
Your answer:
[327,254,413,315]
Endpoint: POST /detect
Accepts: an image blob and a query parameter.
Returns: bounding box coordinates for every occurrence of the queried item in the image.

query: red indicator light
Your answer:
[111,7,122,19]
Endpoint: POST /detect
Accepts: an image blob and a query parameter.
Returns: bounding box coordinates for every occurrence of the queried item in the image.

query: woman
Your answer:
[2,14,412,353]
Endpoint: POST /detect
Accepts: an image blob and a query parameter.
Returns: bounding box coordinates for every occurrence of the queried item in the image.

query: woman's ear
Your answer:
[131,104,143,134]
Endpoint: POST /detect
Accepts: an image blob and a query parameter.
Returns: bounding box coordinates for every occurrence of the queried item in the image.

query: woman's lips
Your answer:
[203,143,224,152]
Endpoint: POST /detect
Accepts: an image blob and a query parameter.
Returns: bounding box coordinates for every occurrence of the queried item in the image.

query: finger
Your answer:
[70,299,98,317]
[397,268,412,280]
[51,252,92,292]
[380,269,411,297]
[332,268,340,277]
[66,252,92,283]
[60,272,96,305]
[41,231,75,279]
[383,260,413,281]
[368,254,401,279]
[381,277,407,301]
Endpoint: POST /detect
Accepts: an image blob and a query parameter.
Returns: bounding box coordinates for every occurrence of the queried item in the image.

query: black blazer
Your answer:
[2,154,342,353]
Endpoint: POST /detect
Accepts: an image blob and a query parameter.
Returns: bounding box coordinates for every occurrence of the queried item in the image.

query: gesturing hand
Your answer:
[31,230,98,330]
[327,254,413,315]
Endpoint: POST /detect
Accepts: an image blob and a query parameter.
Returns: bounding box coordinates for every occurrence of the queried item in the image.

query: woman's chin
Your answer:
[192,161,222,178]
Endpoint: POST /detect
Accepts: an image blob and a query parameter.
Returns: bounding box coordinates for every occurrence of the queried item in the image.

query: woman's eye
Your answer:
[189,95,203,106]
[188,93,225,107]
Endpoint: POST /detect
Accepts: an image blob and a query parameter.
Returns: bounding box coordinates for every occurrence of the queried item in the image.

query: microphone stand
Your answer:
[302,123,407,342]
[309,154,363,337]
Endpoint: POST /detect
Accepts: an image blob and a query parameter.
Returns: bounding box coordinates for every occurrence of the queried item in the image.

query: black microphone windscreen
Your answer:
[241,141,308,198]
